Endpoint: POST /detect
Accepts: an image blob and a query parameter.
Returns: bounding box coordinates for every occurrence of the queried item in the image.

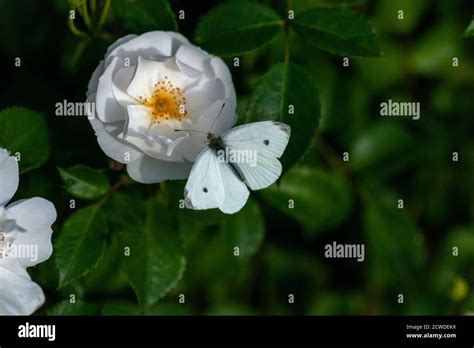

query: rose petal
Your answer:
[6,197,56,231]
[89,117,141,163]
[173,131,208,162]
[210,57,232,84]
[175,43,211,75]
[158,134,190,157]
[105,34,137,62]
[185,78,225,121]
[126,57,195,101]
[112,66,138,108]
[0,260,45,315]
[167,31,190,55]
[8,227,53,268]
[210,56,236,101]
[105,31,174,67]
[118,132,184,162]
[87,60,105,97]
[126,155,192,184]
[118,132,164,158]
[125,104,152,139]
[96,56,127,123]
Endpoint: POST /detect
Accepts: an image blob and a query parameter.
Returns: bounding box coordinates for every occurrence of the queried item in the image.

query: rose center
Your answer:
[138,76,188,124]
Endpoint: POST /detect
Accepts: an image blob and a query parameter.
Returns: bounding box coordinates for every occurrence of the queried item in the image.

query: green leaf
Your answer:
[291,8,381,57]
[179,200,263,303]
[310,0,367,6]
[196,0,283,56]
[178,209,222,248]
[81,241,129,295]
[434,226,474,293]
[113,0,177,33]
[66,0,84,9]
[288,0,366,13]
[58,165,110,200]
[220,199,265,260]
[410,25,459,77]
[102,301,140,315]
[55,205,108,288]
[47,300,101,315]
[363,192,426,289]
[309,292,365,315]
[0,1,48,57]
[0,106,50,173]
[356,39,404,90]
[107,192,185,309]
[374,0,428,34]
[245,63,321,171]
[262,166,352,234]
[145,302,193,315]
[206,303,256,315]
[464,17,474,37]
[261,245,327,314]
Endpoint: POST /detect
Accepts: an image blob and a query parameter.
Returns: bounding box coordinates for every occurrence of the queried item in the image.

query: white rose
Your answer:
[0,148,57,315]
[86,31,237,183]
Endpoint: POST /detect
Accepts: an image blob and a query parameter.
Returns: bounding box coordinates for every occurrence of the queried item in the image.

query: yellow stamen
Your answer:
[140,76,187,124]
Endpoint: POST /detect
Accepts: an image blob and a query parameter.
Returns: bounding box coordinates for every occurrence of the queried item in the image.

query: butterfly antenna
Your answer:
[209,102,226,133]
[174,129,206,134]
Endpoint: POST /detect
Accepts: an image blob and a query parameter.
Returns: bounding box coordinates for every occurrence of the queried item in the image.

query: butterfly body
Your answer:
[207,132,246,183]
[184,121,291,214]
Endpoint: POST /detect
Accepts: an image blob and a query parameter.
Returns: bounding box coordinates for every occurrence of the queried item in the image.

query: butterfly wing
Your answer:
[221,121,291,190]
[221,121,290,158]
[184,147,225,210]
[184,146,250,214]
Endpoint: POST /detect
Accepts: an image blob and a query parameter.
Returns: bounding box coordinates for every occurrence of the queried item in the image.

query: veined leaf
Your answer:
[246,63,321,171]
[55,205,108,288]
[106,192,185,309]
[0,106,50,173]
[113,0,177,33]
[196,0,283,56]
[292,8,381,56]
[58,165,109,200]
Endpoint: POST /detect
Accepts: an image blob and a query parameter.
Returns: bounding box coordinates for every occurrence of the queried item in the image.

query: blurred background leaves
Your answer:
[0,0,473,315]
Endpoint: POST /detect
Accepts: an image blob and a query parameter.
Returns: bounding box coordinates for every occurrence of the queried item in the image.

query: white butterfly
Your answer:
[184,120,291,214]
